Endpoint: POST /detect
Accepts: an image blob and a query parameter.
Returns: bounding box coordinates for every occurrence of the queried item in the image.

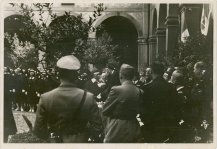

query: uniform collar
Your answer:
[59,81,77,88]
[177,86,184,91]
[122,80,134,86]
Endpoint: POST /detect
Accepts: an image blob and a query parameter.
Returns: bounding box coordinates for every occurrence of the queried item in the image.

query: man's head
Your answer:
[163,67,174,81]
[193,61,206,79]
[14,67,21,74]
[151,61,164,76]
[170,70,185,86]
[119,64,135,83]
[106,62,118,75]
[57,55,81,82]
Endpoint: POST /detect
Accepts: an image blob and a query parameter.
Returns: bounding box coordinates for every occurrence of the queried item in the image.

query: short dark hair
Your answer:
[151,61,165,75]
[120,65,135,80]
[171,70,185,86]
[58,68,78,82]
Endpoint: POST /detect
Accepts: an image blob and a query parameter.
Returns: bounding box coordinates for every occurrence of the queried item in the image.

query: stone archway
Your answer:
[92,12,143,68]
[4,15,30,68]
[4,15,30,41]
[46,12,79,26]
[95,15,139,67]
[93,12,143,37]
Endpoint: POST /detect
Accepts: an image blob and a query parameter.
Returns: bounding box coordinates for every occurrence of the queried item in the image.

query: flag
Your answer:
[181,13,189,42]
[201,4,213,36]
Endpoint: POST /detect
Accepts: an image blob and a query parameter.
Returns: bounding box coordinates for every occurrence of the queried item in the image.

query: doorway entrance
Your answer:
[96,16,138,67]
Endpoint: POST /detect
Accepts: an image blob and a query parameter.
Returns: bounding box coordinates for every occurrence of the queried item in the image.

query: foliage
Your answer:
[5,3,106,70]
[84,33,118,66]
[159,32,212,69]
[177,33,208,60]
[4,33,38,68]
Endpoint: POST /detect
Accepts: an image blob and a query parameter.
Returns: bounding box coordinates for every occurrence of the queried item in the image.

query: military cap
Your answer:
[57,55,81,70]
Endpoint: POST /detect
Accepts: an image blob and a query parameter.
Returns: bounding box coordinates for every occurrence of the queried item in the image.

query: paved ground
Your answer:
[12,110,213,143]
[13,111,36,133]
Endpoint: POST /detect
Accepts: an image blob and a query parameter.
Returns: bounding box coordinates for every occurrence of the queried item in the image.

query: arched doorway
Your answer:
[4,15,30,42]
[96,16,138,67]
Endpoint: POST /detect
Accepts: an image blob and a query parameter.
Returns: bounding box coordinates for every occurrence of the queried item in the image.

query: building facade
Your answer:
[4,3,213,71]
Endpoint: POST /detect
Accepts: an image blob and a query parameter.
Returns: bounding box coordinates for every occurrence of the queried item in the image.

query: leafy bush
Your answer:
[4,33,38,68]
[5,3,106,70]
[84,33,118,67]
[159,32,212,69]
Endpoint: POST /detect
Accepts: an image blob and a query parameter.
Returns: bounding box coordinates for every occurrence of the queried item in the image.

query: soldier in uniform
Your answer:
[140,61,180,143]
[191,61,212,142]
[14,68,25,111]
[28,70,37,112]
[102,64,141,143]
[10,68,16,110]
[20,69,29,112]
[34,55,103,143]
[100,63,120,102]
[170,70,194,142]
[4,67,17,142]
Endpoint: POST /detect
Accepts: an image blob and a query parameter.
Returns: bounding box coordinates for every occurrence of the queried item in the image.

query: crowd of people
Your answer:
[4,55,213,143]
[4,67,59,113]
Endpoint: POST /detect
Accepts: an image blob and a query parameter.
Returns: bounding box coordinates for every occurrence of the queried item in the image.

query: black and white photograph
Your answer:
[1,1,216,148]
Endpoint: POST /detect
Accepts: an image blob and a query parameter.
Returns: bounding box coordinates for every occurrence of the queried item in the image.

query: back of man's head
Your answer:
[151,61,165,76]
[119,64,135,81]
[58,69,78,82]
[170,70,185,86]
[194,61,206,70]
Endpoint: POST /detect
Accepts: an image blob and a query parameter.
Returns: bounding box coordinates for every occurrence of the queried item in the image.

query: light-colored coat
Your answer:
[102,81,141,143]
[33,82,102,142]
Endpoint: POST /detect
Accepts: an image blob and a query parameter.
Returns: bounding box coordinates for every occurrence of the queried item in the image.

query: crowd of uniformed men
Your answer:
[4,67,59,112]
[4,58,213,143]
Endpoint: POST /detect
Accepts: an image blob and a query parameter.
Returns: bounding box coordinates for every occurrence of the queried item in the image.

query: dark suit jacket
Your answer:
[33,82,102,139]
[101,71,121,102]
[4,74,17,142]
[141,76,180,127]
[102,81,141,120]
[84,79,101,96]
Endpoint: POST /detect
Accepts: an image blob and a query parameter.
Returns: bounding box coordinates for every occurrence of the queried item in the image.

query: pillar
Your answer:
[156,27,166,59]
[138,36,148,72]
[165,4,179,58]
[148,35,157,65]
